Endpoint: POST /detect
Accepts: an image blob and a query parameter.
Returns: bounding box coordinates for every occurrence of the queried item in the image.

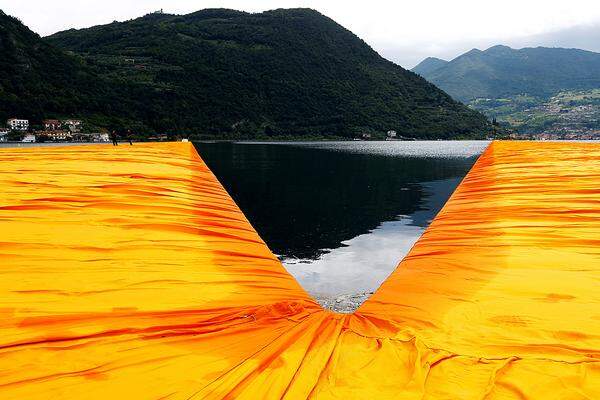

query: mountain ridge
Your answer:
[414,45,600,102]
[411,57,447,76]
[2,8,490,139]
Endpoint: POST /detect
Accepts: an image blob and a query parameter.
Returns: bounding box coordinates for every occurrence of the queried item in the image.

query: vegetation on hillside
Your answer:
[2,9,490,139]
[472,89,600,135]
[413,45,600,102]
[413,45,600,136]
[0,11,100,120]
[411,57,448,77]
[0,11,157,133]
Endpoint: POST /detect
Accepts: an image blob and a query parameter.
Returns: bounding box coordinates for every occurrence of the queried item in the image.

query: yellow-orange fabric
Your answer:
[0,141,598,399]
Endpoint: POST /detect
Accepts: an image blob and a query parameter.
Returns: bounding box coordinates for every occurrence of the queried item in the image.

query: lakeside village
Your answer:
[3,117,593,143]
[1,118,109,143]
[1,117,173,143]
[0,118,422,143]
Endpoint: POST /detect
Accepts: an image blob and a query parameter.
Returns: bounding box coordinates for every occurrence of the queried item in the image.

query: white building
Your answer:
[45,131,72,141]
[63,119,82,133]
[93,133,110,142]
[22,134,36,143]
[387,130,397,138]
[43,119,62,131]
[7,118,29,131]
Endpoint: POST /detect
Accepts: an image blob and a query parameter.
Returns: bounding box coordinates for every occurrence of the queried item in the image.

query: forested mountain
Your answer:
[0,10,164,132]
[411,57,447,76]
[412,45,600,137]
[413,45,600,102]
[1,9,490,139]
[0,11,111,122]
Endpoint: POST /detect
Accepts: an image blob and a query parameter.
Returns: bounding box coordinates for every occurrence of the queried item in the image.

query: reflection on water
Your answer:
[285,177,462,296]
[195,141,488,301]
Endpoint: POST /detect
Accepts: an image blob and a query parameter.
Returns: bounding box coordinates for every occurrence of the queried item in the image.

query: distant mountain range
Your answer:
[412,45,600,102]
[413,46,600,138]
[0,9,489,139]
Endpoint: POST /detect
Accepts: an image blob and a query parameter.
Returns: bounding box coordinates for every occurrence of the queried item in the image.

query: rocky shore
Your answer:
[315,291,374,313]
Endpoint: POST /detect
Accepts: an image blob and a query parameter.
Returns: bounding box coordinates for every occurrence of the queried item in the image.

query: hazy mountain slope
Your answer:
[0,11,104,121]
[411,57,447,76]
[417,45,600,102]
[0,10,161,130]
[46,8,489,138]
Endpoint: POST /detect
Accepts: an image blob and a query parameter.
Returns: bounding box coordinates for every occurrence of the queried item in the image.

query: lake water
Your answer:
[194,141,489,310]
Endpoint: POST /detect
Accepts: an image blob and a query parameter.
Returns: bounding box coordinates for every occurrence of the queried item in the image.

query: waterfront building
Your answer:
[44,131,72,141]
[63,119,83,133]
[21,134,36,143]
[42,119,62,131]
[7,118,29,131]
[93,133,110,142]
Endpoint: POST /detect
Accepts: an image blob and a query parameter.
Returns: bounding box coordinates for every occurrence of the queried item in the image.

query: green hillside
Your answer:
[415,45,600,102]
[0,10,159,132]
[412,57,447,76]
[413,45,600,137]
[0,11,106,121]
[2,9,490,139]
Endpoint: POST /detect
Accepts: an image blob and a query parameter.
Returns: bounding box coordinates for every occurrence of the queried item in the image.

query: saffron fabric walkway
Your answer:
[0,141,598,399]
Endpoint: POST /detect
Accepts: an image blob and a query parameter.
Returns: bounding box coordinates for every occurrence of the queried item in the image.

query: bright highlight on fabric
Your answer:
[0,141,598,399]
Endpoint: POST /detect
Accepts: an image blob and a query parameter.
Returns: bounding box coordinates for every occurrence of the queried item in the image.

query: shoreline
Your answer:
[315,291,374,313]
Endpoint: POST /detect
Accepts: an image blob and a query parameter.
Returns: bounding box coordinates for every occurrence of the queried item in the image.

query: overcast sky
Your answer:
[2,0,600,68]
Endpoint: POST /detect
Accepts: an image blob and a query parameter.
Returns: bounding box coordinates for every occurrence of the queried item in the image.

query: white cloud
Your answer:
[2,0,600,67]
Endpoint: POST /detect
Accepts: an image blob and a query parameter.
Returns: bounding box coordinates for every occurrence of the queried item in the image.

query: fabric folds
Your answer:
[0,141,598,399]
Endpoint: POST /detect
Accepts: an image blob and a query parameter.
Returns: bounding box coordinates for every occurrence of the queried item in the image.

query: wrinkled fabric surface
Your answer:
[0,141,599,399]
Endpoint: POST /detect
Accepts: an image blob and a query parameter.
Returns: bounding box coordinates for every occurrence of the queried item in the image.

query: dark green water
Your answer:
[194,141,488,299]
